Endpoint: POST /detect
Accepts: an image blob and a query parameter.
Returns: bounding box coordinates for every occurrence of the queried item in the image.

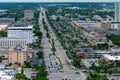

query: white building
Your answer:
[7,25,34,43]
[103,54,120,61]
[115,1,120,22]
[111,22,120,30]
[0,38,27,47]
[0,68,15,80]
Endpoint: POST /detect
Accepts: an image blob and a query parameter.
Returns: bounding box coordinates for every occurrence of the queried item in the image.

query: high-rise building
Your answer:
[8,45,28,65]
[115,1,120,22]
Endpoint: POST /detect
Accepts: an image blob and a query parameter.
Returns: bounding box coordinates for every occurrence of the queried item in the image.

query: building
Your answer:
[110,1,120,30]
[8,45,28,65]
[103,54,120,64]
[74,47,120,58]
[115,1,120,22]
[7,21,34,43]
[0,38,27,47]
[111,22,120,30]
[89,38,112,46]
[0,64,16,80]
[0,18,14,25]
[0,18,15,31]
[23,68,37,79]
[76,50,115,58]
[0,68,15,80]
[24,10,34,20]
[101,21,111,31]
[93,15,103,21]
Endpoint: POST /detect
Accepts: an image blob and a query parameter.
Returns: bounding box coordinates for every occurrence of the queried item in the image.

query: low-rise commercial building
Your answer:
[74,47,119,58]
[103,54,120,64]
[89,38,112,46]
[101,21,111,31]
[103,54,120,61]
[0,68,15,80]
[0,38,27,47]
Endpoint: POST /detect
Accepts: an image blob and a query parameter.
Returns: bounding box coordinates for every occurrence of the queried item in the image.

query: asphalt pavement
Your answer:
[39,7,87,80]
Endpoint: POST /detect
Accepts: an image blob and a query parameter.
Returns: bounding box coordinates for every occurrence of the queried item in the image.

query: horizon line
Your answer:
[0,1,115,3]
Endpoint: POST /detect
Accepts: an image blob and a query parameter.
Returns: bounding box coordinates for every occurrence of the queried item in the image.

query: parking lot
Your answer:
[46,54,63,73]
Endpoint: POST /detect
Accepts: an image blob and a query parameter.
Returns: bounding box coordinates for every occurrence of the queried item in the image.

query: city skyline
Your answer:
[0,1,119,80]
[0,0,116,2]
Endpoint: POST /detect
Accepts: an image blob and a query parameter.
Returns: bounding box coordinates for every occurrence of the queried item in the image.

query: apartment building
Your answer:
[8,45,28,65]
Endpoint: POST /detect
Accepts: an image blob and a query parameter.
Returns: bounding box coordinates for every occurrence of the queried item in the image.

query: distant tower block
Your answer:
[115,0,120,22]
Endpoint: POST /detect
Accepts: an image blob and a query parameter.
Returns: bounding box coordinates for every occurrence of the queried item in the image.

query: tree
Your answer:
[102,78,109,80]
[16,73,27,80]
[24,61,31,68]
[6,63,12,66]
[37,51,43,59]
[36,77,48,80]
[97,43,109,50]
[51,39,56,52]
[32,64,39,70]
[0,31,7,37]
[56,17,60,21]
[106,34,120,46]
[0,56,3,62]
[46,32,50,38]
[37,65,47,77]
[114,60,120,67]
[72,58,81,68]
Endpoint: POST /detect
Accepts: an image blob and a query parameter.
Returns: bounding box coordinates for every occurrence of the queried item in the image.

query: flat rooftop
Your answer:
[13,21,33,27]
[0,18,15,24]
[94,50,113,54]
[0,37,26,40]
[103,54,120,61]
[80,48,94,53]
[8,25,33,30]
[0,68,15,80]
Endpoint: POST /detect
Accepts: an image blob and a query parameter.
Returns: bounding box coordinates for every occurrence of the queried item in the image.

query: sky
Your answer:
[0,0,116,2]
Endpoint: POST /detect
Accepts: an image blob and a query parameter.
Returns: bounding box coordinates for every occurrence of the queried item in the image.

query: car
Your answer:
[60,70,64,73]
[30,59,33,62]
[75,72,80,74]
[82,70,88,73]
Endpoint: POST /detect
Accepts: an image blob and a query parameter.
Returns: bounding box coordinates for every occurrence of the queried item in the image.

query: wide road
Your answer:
[39,7,87,80]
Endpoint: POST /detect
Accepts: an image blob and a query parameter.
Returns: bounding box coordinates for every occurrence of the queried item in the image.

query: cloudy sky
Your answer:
[0,0,116,2]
